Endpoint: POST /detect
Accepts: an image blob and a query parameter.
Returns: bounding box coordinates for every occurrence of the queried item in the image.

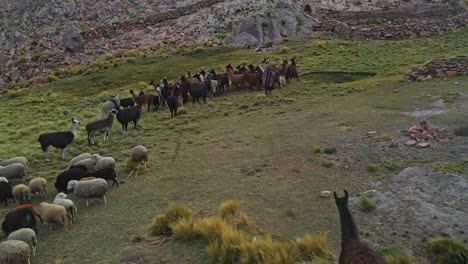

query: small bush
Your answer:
[280,46,290,53]
[150,204,192,236]
[150,214,170,236]
[219,200,241,218]
[130,234,144,242]
[313,146,321,153]
[323,147,337,154]
[357,195,376,212]
[295,233,332,260]
[429,238,467,264]
[165,204,192,223]
[178,107,188,115]
[207,227,245,263]
[434,162,465,175]
[55,258,65,264]
[367,163,380,172]
[170,218,198,241]
[239,236,297,264]
[47,75,59,82]
[194,216,231,241]
[126,57,136,63]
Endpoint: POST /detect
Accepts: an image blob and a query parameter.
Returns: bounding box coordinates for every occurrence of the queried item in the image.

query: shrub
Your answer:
[295,233,332,260]
[165,204,192,223]
[280,46,290,53]
[429,238,467,264]
[130,234,144,242]
[313,146,321,153]
[178,107,188,115]
[367,163,379,172]
[170,218,198,241]
[194,216,231,241]
[357,195,376,212]
[47,75,59,82]
[239,236,297,264]
[150,204,192,236]
[219,200,241,218]
[150,214,170,236]
[323,147,337,154]
[207,227,245,263]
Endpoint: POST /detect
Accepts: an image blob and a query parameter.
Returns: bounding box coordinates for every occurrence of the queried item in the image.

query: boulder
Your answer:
[62,23,85,52]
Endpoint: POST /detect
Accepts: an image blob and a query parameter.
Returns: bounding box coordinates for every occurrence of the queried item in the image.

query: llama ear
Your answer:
[344,190,349,200]
[333,192,338,200]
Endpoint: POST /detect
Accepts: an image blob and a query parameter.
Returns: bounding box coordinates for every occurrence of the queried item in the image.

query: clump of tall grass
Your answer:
[295,233,332,260]
[150,204,192,236]
[428,238,467,264]
[356,195,376,212]
[219,200,241,218]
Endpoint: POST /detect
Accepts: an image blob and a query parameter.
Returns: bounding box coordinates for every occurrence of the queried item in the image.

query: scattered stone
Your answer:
[453,82,460,85]
[406,140,417,146]
[446,71,458,77]
[367,131,377,135]
[416,142,430,148]
[363,189,377,197]
[320,191,331,198]
[438,138,450,144]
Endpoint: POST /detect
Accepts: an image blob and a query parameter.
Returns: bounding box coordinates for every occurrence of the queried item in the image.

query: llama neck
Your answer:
[70,123,78,136]
[338,204,359,242]
[227,68,234,78]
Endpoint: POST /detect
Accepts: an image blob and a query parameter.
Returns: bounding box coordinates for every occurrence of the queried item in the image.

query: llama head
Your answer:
[333,189,349,208]
[109,109,119,116]
[71,118,80,125]
[111,94,117,98]
[225,64,232,69]
[129,89,134,94]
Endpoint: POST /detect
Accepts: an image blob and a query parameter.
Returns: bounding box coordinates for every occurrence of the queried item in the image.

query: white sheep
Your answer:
[0,163,27,183]
[0,157,29,172]
[7,228,38,256]
[53,192,78,224]
[129,145,149,178]
[67,179,107,207]
[13,184,31,205]
[0,177,8,183]
[92,154,115,170]
[72,158,96,172]
[68,153,92,167]
[0,240,31,264]
[28,177,47,198]
[39,202,69,232]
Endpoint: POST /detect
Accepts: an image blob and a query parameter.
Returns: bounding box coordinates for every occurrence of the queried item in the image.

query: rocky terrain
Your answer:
[0,0,466,86]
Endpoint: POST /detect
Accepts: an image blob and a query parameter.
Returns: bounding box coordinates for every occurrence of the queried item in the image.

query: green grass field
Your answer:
[0,29,467,263]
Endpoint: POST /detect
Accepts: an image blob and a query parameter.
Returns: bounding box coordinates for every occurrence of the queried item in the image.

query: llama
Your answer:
[130,89,154,112]
[334,190,386,264]
[286,58,300,83]
[86,109,118,146]
[208,69,229,94]
[98,95,120,120]
[226,64,245,89]
[38,118,80,161]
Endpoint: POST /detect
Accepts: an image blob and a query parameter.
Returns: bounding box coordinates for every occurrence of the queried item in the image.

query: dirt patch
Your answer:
[404,99,447,118]
[352,167,468,258]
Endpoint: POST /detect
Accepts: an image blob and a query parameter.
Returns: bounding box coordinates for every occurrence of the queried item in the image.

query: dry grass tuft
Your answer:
[130,234,144,242]
[194,216,231,241]
[207,227,246,263]
[295,233,332,260]
[384,254,414,264]
[150,204,192,236]
[219,200,241,218]
[170,218,198,241]
[233,211,254,230]
[239,236,297,264]
[429,237,467,264]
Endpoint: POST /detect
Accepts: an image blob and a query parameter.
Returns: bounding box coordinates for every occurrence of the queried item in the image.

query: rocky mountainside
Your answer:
[0,0,465,87]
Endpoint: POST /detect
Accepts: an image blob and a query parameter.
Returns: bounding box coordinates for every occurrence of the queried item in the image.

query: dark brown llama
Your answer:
[334,190,387,264]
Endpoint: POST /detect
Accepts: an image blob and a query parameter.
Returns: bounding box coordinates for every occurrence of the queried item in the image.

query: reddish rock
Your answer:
[439,138,450,144]
[446,71,458,77]
[363,189,377,197]
[320,191,331,198]
[406,140,417,146]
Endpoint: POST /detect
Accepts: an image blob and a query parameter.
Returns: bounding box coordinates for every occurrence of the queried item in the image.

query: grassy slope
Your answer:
[0,29,467,263]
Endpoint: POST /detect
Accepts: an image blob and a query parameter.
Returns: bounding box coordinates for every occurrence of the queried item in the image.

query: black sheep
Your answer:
[55,166,87,193]
[2,208,38,235]
[117,106,142,133]
[120,97,135,108]
[81,168,119,187]
[38,118,80,161]
[0,182,14,206]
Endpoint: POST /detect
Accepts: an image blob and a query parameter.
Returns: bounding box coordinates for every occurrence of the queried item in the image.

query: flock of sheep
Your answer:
[0,57,299,263]
[0,146,148,263]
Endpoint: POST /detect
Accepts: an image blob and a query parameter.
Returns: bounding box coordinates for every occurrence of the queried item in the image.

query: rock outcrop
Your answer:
[404,56,468,81]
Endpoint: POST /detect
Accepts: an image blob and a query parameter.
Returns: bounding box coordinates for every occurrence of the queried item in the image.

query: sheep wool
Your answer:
[131,145,148,165]
[69,153,92,167]
[39,202,68,232]
[92,154,115,170]
[67,179,107,207]
[73,158,96,172]
[28,177,47,198]
[0,240,31,264]
[12,184,31,205]
[0,157,29,172]
[53,193,78,224]
[7,228,38,256]
[0,163,27,183]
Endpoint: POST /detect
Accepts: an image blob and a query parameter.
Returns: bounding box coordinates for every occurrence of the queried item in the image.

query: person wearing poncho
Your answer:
[262,66,276,95]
